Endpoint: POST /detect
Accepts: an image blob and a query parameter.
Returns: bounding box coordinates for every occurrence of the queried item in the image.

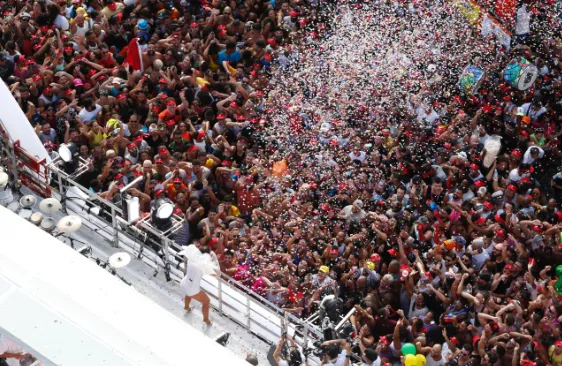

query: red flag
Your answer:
[125,38,143,72]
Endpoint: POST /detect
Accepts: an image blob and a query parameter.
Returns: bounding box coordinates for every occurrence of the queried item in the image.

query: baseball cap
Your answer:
[474,180,487,188]
[517,107,525,116]
[173,177,182,183]
[319,265,329,274]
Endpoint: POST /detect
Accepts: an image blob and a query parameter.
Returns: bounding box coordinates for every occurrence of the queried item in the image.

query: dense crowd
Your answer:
[2,0,562,365]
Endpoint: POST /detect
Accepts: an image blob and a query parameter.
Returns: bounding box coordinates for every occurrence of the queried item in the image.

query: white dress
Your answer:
[179,245,220,297]
[181,264,204,297]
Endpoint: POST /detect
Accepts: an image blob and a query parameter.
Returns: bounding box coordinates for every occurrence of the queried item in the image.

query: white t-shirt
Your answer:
[78,104,102,123]
[54,14,69,31]
[0,334,23,366]
[523,146,544,165]
[521,103,546,122]
[349,151,367,162]
[508,168,529,184]
[470,247,490,270]
[426,354,446,366]
[362,357,381,366]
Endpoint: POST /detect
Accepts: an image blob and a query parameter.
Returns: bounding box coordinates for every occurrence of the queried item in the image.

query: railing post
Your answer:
[284,311,289,335]
[111,207,119,247]
[56,170,63,196]
[246,297,251,329]
[302,325,308,347]
[218,279,223,315]
[9,143,18,188]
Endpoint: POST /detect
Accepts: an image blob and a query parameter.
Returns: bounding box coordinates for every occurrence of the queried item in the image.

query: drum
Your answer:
[0,189,13,207]
[41,217,56,233]
[19,209,32,220]
[19,195,37,209]
[503,57,538,91]
[30,212,43,226]
[458,65,485,95]
[7,201,21,213]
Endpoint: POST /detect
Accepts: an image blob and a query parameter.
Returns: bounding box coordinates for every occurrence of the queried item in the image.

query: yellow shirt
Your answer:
[90,130,105,148]
[228,205,240,217]
[382,136,396,151]
[549,345,562,365]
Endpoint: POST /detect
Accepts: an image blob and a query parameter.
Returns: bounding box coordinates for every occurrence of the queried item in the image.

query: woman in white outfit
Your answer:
[180,245,219,326]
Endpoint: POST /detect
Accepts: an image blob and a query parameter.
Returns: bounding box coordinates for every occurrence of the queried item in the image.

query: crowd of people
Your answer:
[2,0,562,365]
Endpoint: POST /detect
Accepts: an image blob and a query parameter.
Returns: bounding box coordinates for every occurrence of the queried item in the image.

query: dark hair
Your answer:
[325,344,340,359]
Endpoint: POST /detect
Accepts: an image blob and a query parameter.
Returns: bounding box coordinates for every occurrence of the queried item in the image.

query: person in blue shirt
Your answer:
[217,41,241,65]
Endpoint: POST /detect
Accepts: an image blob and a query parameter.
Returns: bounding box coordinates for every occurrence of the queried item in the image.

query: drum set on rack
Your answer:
[4,191,134,286]
[6,195,81,236]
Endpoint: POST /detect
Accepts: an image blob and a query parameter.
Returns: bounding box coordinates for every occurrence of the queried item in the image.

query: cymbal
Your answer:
[57,215,82,233]
[109,252,131,269]
[39,198,61,213]
[0,172,8,186]
[19,195,36,208]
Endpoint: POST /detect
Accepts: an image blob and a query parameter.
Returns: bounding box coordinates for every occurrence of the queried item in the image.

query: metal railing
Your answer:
[0,137,325,364]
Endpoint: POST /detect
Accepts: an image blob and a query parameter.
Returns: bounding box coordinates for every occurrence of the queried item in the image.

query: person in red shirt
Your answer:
[99,44,117,68]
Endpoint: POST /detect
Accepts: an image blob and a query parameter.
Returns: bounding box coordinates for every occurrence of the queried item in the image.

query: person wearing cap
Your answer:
[310,265,335,292]
[165,175,187,202]
[124,141,139,164]
[157,98,182,126]
[507,163,532,185]
[101,0,125,20]
[338,199,366,224]
[157,2,179,20]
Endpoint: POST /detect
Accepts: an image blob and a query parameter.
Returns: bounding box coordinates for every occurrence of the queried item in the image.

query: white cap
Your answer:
[353,199,364,209]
